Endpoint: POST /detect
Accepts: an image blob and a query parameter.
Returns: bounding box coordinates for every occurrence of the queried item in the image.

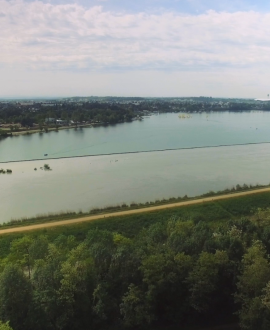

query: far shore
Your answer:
[9,123,93,136]
[1,117,144,137]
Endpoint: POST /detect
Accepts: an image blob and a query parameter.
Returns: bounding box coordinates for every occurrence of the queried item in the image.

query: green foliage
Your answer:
[0,265,33,330]
[0,321,13,330]
[188,250,230,311]
[43,164,51,171]
[235,241,270,330]
[0,169,12,174]
[0,101,137,127]
[8,236,34,278]
[3,200,270,329]
[120,284,150,327]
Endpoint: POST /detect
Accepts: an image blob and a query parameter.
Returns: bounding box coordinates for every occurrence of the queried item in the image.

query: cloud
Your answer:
[1,0,270,74]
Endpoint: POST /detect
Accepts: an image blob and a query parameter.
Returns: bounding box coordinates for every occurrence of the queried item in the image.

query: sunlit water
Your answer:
[1,111,270,162]
[1,112,270,223]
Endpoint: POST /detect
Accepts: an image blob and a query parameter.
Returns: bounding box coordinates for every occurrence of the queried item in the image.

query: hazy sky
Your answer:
[1,0,270,98]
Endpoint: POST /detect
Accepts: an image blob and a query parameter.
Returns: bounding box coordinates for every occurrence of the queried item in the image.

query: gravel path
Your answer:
[1,187,270,235]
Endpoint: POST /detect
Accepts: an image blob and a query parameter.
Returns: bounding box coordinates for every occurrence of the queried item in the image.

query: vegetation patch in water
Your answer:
[0,169,12,174]
[43,164,51,171]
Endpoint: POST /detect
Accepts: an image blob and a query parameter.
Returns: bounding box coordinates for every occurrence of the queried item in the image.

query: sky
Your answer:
[1,0,270,98]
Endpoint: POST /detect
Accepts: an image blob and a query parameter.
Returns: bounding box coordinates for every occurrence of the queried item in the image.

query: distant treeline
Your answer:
[1,99,270,129]
[0,102,136,127]
[1,194,270,330]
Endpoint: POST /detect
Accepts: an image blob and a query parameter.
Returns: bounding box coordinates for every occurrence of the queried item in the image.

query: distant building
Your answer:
[20,102,34,106]
[41,102,56,107]
[56,119,69,126]
[45,118,56,124]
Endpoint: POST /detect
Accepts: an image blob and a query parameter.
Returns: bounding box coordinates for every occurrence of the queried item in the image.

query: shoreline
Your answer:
[1,186,270,234]
[1,117,141,137]
[4,108,265,138]
[10,123,93,136]
[1,109,270,138]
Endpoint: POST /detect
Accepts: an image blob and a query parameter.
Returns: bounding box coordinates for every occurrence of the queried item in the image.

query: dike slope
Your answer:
[1,187,270,235]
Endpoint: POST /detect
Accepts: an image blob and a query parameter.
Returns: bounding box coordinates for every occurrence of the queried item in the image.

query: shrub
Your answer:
[44,164,51,171]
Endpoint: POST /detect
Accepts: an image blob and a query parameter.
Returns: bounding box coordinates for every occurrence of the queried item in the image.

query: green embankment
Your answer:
[1,191,270,255]
[1,184,269,231]
[1,192,270,330]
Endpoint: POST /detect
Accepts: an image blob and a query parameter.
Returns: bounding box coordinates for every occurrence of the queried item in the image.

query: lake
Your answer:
[1,111,270,162]
[1,111,270,223]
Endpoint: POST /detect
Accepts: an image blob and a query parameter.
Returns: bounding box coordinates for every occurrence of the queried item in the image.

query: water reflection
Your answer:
[1,144,270,222]
[1,112,270,162]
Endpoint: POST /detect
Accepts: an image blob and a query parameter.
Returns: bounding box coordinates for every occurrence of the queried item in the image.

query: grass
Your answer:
[0,190,269,239]
[0,183,269,230]
[0,190,270,259]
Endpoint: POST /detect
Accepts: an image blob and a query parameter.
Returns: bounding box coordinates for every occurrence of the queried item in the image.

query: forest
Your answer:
[0,102,136,127]
[1,194,270,330]
[1,98,270,130]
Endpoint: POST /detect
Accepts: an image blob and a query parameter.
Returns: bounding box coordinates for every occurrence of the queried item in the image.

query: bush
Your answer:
[44,164,51,171]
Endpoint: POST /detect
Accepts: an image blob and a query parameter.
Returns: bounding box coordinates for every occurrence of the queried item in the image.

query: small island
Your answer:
[0,169,12,174]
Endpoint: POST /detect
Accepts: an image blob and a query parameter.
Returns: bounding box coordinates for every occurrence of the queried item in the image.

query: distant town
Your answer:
[1,96,270,136]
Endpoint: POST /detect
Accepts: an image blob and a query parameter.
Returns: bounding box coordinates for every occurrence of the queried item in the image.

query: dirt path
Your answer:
[1,187,270,235]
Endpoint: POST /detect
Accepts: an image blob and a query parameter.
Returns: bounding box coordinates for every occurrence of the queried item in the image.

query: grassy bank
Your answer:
[1,183,269,230]
[0,191,269,330]
[1,188,270,330]
[1,188,270,243]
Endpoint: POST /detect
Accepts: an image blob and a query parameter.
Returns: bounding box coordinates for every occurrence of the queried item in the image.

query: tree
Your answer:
[109,233,135,286]
[0,265,32,330]
[86,230,115,277]
[38,122,44,132]
[237,241,270,299]
[29,235,49,261]
[8,236,34,278]
[236,241,270,330]
[187,250,229,313]
[32,240,95,330]
[31,240,69,330]
[0,321,13,330]
[21,117,34,128]
[120,284,149,327]
[56,243,95,330]
[139,251,193,324]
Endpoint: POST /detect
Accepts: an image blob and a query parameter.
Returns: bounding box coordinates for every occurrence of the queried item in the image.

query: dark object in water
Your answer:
[44,154,48,156]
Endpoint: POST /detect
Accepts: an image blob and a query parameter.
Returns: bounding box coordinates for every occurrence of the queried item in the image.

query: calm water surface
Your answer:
[1,112,270,222]
[1,112,270,162]
[1,144,270,223]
